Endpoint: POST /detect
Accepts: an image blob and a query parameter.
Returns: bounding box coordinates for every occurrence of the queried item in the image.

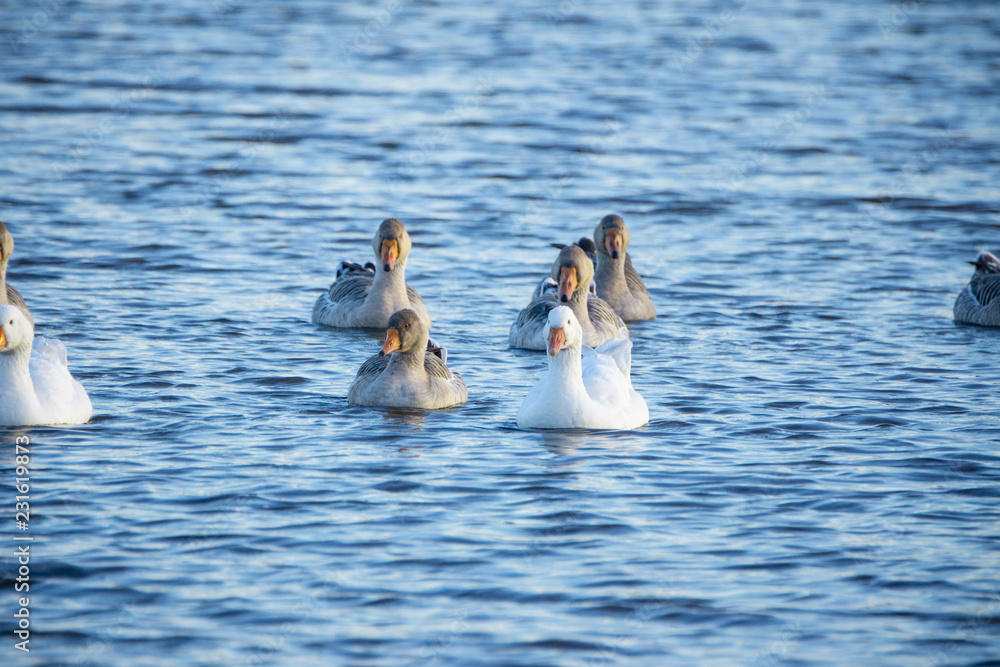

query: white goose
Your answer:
[348,308,467,409]
[312,218,431,329]
[954,250,1000,327]
[517,306,648,430]
[0,221,33,327]
[0,305,92,426]
[510,245,627,351]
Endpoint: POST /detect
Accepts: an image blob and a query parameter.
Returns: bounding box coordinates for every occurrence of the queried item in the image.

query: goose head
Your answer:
[0,220,13,266]
[0,305,31,353]
[550,244,594,304]
[372,218,412,273]
[546,305,582,356]
[594,214,630,261]
[380,308,428,357]
[969,250,1000,276]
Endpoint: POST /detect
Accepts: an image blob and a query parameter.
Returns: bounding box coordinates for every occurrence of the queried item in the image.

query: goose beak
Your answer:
[381,239,399,272]
[547,326,566,356]
[558,267,577,303]
[605,229,623,259]
[378,329,399,357]
[380,328,400,357]
[0,328,5,351]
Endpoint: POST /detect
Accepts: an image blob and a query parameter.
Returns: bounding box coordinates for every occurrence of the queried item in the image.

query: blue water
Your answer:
[2,1,1000,665]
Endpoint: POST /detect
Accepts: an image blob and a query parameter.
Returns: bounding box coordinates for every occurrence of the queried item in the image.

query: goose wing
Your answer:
[425,353,454,380]
[623,253,651,297]
[509,294,559,349]
[971,274,1000,307]
[587,294,629,339]
[326,272,372,305]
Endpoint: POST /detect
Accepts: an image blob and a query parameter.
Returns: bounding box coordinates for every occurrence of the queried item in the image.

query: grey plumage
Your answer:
[0,221,33,328]
[348,308,466,409]
[510,245,628,350]
[547,216,655,321]
[954,250,1000,327]
[312,218,431,329]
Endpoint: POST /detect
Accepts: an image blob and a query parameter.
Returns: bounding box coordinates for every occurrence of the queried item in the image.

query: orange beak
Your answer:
[0,327,5,351]
[380,328,400,356]
[547,327,566,356]
[558,267,577,303]
[381,239,399,272]
[605,229,623,259]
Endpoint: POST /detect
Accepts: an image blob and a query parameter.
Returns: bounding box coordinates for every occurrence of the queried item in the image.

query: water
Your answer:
[2,0,999,664]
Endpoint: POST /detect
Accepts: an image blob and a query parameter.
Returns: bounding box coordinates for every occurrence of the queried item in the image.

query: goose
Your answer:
[591,215,656,321]
[539,216,654,320]
[312,218,431,329]
[0,221,33,327]
[954,250,1000,327]
[0,305,91,426]
[348,308,467,409]
[510,245,627,351]
[517,306,648,430]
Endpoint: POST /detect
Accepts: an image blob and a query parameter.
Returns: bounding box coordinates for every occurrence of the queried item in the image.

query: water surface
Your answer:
[1,1,999,665]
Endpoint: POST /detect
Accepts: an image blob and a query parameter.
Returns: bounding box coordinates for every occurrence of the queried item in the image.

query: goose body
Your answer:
[0,305,91,426]
[954,250,1000,327]
[517,306,647,430]
[0,221,33,328]
[312,218,431,329]
[348,309,467,409]
[510,245,628,351]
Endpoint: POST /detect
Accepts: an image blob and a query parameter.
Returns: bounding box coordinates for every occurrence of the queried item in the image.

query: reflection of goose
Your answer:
[312,218,431,329]
[954,250,1000,327]
[510,245,627,351]
[348,309,467,409]
[0,306,91,426]
[517,306,647,430]
[0,221,33,327]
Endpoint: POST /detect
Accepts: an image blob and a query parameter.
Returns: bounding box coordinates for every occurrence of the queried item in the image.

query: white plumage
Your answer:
[0,305,92,426]
[517,306,647,430]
